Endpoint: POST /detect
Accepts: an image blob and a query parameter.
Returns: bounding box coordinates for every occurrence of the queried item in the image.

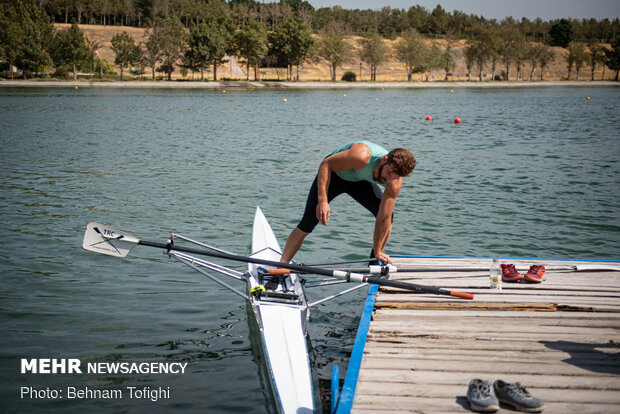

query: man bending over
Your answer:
[280,140,416,264]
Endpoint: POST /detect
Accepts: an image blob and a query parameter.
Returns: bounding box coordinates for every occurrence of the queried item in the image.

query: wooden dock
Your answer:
[350,257,620,413]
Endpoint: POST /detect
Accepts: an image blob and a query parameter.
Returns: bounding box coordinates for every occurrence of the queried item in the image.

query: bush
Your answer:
[98,59,115,75]
[53,65,70,78]
[341,71,356,82]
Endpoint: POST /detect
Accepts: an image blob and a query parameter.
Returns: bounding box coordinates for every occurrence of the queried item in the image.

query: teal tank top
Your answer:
[330,140,389,185]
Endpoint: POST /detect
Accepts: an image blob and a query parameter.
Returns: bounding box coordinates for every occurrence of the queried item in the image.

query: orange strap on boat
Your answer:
[268,268,291,275]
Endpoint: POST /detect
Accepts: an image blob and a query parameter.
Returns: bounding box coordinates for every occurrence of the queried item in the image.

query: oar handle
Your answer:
[269,268,291,275]
[450,291,475,300]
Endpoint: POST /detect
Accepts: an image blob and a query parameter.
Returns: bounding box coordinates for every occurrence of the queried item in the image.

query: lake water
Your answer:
[1,86,619,413]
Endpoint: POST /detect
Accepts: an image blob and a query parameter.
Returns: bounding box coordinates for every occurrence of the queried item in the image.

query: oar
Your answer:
[268,268,473,299]
[83,222,474,300]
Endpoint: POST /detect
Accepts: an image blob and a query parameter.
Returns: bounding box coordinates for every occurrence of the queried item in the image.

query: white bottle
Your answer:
[490,259,502,291]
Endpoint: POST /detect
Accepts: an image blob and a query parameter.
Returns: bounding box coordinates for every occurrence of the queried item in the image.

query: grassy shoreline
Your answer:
[1,79,618,89]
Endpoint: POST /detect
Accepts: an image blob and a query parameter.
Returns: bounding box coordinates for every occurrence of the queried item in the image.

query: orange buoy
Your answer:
[454,117,461,124]
[425,116,432,121]
[586,96,591,100]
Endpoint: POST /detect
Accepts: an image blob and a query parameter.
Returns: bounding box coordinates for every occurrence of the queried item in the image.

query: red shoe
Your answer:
[501,264,523,282]
[524,265,546,283]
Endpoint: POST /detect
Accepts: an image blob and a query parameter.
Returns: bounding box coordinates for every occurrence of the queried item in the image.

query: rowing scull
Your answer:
[246,207,314,413]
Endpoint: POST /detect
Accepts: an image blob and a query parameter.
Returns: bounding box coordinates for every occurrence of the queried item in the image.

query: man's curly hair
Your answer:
[387,148,416,177]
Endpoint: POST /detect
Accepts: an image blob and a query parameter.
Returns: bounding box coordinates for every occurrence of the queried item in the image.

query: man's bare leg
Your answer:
[280,227,309,263]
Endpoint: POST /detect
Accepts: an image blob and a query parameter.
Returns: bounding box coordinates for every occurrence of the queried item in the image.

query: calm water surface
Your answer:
[1,86,619,413]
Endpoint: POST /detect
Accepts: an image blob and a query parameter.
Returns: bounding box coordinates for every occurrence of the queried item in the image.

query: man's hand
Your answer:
[316,200,330,226]
[375,251,392,264]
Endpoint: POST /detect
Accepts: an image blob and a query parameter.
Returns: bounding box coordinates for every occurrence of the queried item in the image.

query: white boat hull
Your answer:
[247,207,314,414]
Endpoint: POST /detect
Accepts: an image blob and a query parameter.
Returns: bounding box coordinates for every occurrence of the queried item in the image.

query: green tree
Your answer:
[466,27,500,81]
[567,42,587,80]
[234,20,268,81]
[151,17,187,81]
[439,48,455,80]
[202,19,234,81]
[604,36,620,81]
[111,32,140,80]
[514,41,531,81]
[394,29,426,81]
[185,23,213,80]
[549,19,573,48]
[428,5,449,35]
[588,43,606,80]
[85,38,100,78]
[485,27,504,80]
[0,4,22,79]
[501,27,526,81]
[143,26,161,80]
[359,32,390,81]
[1,0,53,79]
[537,45,555,80]
[527,44,554,81]
[419,44,442,81]
[464,44,476,81]
[53,23,89,80]
[319,24,351,82]
[270,18,314,81]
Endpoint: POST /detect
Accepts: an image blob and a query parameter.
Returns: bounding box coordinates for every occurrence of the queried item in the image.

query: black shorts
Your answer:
[297,172,386,233]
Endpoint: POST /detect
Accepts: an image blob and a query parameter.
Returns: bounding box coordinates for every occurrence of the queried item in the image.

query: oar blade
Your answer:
[82,222,140,257]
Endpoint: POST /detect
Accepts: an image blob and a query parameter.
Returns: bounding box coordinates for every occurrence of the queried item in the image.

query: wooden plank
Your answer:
[364,337,618,352]
[372,309,620,318]
[390,258,618,268]
[375,292,620,303]
[362,347,619,364]
[374,301,590,311]
[352,395,620,414]
[380,276,620,290]
[372,300,620,309]
[368,322,620,337]
[355,382,620,404]
[360,358,617,377]
[367,330,619,343]
[372,310,620,325]
[370,318,620,332]
[357,370,620,390]
[373,295,620,311]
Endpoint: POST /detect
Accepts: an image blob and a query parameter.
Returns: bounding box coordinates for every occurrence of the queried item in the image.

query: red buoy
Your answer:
[425,116,432,121]
[454,117,461,124]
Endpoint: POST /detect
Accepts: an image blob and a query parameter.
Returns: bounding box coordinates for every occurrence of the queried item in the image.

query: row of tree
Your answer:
[2,1,619,82]
[25,0,620,44]
[463,25,620,81]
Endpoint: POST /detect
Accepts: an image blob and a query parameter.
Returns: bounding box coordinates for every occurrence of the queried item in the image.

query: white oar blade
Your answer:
[82,222,140,257]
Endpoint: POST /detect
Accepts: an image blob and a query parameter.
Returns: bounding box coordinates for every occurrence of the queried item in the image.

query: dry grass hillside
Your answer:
[58,23,612,82]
